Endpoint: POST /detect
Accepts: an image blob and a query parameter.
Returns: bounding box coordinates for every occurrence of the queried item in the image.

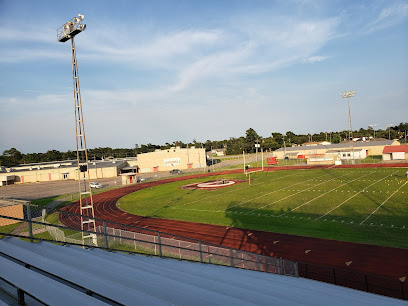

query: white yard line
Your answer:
[245,171,353,214]
[216,171,341,212]
[280,171,375,216]
[173,171,297,208]
[315,171,398,221]
[360,180,407,225]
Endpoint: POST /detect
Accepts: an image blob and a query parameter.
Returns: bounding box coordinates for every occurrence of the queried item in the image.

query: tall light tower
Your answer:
[369,124,378,140]
[341,90,356,164]
[387,124,394,140]
[57,14,96,245]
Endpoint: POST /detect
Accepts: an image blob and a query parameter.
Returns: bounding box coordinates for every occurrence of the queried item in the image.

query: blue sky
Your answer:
[1,0,407,153]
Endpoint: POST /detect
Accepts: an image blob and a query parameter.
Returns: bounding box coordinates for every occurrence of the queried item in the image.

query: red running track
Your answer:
[60,164,408,283]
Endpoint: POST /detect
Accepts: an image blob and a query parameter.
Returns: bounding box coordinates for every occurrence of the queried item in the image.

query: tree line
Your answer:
[1,123,407,167]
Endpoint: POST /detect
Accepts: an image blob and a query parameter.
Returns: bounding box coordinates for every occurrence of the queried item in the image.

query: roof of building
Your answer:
[382,145,408,154]
[275,140,397,153]
[326,148,364,153]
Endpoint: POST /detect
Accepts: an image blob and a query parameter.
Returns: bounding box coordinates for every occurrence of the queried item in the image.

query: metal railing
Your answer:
[0,204,298,277]
[1,204,406,300]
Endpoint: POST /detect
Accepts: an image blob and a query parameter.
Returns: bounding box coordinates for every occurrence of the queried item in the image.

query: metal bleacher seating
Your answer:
[0,237,405,305]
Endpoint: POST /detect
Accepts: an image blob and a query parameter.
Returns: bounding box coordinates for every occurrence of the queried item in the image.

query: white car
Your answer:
[90,182,102,189]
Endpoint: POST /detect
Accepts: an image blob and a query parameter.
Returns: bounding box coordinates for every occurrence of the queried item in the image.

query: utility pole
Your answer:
[341,90,356,164]
[57,14,96,245]
[255,139,259,163]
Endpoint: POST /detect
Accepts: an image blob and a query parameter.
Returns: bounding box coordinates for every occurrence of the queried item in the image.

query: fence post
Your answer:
[199,241,203,263]
[294,262,299,277]
[305,263,308,277]
[230,249,235,267]
[401,281,405,300]
[26,204,33,243]
[103,221,109,249]
[157,232,162,257]
[256,254,260,271]
[365,275,369,292]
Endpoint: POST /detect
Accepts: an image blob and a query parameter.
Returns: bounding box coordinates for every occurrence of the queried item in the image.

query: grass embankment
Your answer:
[118,168,408,248]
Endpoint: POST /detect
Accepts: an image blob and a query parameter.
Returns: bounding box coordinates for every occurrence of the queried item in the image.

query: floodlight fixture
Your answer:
[341,90,356,164]
[57,14,86,42]
[341,90,355,99]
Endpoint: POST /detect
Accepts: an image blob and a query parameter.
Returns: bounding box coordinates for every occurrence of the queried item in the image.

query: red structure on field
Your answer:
[267,157,278,165]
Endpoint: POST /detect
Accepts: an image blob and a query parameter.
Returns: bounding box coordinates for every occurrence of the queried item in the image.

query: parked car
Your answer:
[169,169,182,174]
[90,182,102,189]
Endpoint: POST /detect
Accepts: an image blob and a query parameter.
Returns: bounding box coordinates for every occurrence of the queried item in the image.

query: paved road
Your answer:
[0,177,121,200]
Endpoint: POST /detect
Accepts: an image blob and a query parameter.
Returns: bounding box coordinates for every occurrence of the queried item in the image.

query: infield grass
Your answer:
[118,167,408,248]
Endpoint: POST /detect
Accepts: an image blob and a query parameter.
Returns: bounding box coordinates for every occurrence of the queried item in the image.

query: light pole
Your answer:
[341,90,356,164]
[369,124,378,140]
[57,14,96,245]
[387,124,394,140]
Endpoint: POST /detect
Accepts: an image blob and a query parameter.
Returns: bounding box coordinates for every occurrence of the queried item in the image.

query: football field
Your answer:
[118,167,408,248]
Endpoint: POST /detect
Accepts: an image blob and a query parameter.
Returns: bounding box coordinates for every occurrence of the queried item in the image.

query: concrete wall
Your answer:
[137,148,206,173]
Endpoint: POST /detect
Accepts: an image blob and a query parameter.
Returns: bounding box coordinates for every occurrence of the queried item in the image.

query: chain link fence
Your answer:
[0,202,298,278]
[1,202,407,300]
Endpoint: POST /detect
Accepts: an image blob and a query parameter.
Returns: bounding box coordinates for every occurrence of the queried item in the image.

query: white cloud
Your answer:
[362,2,408,33]
[305,55,330,63]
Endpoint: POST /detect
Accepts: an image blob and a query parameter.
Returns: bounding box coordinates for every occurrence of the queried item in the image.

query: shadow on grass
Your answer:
[223,201,408,250]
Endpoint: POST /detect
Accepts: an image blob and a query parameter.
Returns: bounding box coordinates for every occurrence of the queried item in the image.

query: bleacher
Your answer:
[0,237,405,305]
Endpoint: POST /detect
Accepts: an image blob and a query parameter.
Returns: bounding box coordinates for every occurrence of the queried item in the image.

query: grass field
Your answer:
[118,167,408,248]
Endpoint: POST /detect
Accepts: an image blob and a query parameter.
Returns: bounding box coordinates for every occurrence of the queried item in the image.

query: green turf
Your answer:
[118,167,408,248]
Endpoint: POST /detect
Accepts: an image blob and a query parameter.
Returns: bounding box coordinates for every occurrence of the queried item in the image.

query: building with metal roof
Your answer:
[274,140,399,159]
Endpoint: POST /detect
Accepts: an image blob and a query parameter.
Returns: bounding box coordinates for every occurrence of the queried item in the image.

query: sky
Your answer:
[0,0,407,153]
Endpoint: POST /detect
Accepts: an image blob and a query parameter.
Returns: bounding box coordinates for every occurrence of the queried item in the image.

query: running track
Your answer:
[60,164,408,284]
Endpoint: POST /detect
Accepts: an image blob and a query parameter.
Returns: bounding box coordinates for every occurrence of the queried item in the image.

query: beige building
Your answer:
[137,147,206,173]
[0,159,131,185]
[273,140,400,159]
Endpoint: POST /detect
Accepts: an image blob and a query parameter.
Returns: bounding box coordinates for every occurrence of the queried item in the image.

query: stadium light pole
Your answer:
[387,124,394,140]
[341,90,356,164]
[369,124,378,140]
[57,14,96,245]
